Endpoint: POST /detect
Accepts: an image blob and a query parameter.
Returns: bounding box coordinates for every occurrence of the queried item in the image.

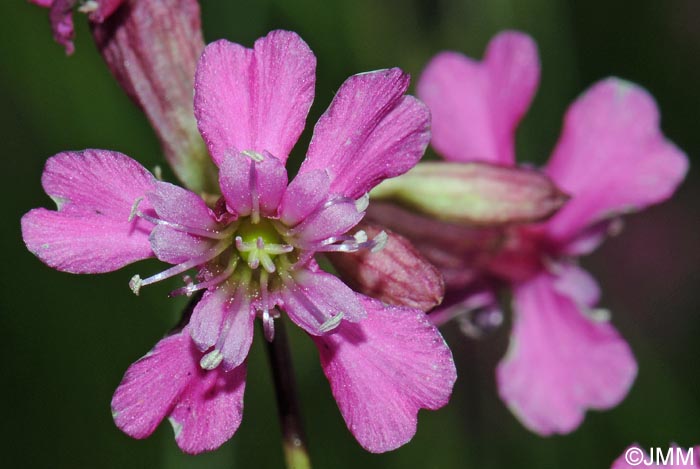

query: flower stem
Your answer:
[264,319,312,469]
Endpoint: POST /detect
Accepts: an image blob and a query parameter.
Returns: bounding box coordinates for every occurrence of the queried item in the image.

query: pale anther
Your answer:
[355,193,370,212]
[128,197,144,222]
[200,349,224,370]
[319,312,344,333]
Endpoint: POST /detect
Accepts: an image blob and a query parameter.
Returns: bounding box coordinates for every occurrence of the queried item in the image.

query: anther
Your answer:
[128,197,144,222]
[169,259,238,297]
[355,193,370,212]
[129,275,143,295]
[353,230,368,243]
[78,0,98,14]
[241,150,265,162]
[370,231,388,253]
[200,349,224,370]
[319,312,344,333]
[128,240,232,294]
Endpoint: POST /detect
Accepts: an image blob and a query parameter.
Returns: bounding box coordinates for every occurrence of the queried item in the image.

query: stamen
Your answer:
[457,307,504,339]
[370,231,388,252]
[129,240,233,295]
[137,210,238,240]
[264,243,294,255]
[285,195,356,236]
[281,275,339,330]
[353,230,368,243]
[262,309,275,342]
[241,150,265,162]
[249,159,261,224]
[319,312,344,333]
[200,349,224,370]
[584,307,611,323]
[308,230,388,254]
[235,236,260,269]
[235,236,254,252]
[78,0,98,14]
[236,236,288,272]
[169,258,238,297]
[215,287,251,353]
[128,197,144,222]
[355,193,370,213]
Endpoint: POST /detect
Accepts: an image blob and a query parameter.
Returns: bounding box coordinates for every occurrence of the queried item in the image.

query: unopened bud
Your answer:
[328,222,445,311]
[371,162,568,225]
[92,0,218,193]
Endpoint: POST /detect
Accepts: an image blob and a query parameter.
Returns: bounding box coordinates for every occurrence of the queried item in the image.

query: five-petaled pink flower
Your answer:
[21,30,457,453]
[29,0,125,54]
[414,31,688,435]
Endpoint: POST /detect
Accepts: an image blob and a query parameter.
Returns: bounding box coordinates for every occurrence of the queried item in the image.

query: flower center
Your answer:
[234,218,292,273]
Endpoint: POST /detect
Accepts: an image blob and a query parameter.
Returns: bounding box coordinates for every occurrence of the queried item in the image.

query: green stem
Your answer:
[264,319,312,469]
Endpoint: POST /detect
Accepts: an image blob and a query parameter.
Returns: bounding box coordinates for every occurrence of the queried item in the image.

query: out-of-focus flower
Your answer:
[374,30,688,435]
[612,445,699,468]
[21,30,456,454]
[29,0,125,54]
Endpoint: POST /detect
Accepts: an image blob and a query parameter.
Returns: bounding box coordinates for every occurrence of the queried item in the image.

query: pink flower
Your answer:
[21,30,456,453]
[29,0,125,54]
[413,31,688,434]
[612,445,699,468]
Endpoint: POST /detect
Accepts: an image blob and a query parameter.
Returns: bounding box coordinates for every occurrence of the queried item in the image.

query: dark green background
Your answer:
[1,1,698,467]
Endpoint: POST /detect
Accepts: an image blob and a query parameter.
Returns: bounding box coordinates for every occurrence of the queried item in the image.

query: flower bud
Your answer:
[91,0,218,193]
[327,222,445,311]
[371,162,568,225]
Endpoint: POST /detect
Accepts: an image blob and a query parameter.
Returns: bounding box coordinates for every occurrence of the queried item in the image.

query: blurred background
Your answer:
[1,1,698,467]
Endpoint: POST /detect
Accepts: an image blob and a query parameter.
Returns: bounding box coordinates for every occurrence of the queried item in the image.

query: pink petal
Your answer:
[279,169,331,227]
[194,31,316,165]
[551,263,600,307]
[496,271,637,435]
[112,332,194,440]
[313,295,456,452]
[149,225,215,265]
[148,181,218,230]
[544,78,689,243]
[189,285,255,371]
[21,150,156,273]
[30,0,54,7]
[169,362,247,454]
[417,31,539,164]
[281,270,365,335]
[219,151,288,218]
[111,329,247,454]
[47,0,76,55]
[300,68,430,198]
[290,198,364,245]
